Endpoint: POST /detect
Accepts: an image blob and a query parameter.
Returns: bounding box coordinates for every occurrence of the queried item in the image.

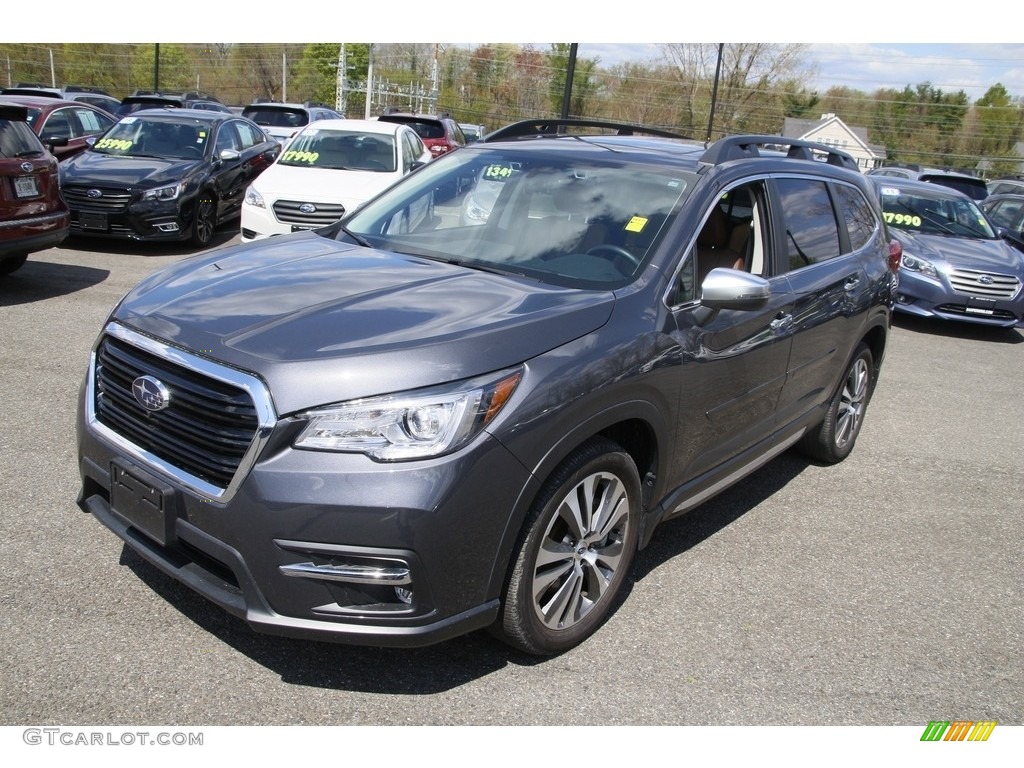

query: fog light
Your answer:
[394,586,413,605]
[897,294,910,304]
[155,222,180,233]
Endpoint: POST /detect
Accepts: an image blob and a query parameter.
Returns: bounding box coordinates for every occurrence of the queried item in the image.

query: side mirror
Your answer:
[218,148,241,163]
[700,269,771,310]
[41,136,69,148]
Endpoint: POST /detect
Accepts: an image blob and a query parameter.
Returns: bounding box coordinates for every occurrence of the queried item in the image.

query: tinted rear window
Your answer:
[243,108,306,128]
[920,174,988,201]
[0,118,45,158]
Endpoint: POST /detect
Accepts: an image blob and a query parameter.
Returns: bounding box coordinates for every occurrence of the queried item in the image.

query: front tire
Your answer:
[496,437,640,655]
[190,195,216,248]
[799,343,874,463]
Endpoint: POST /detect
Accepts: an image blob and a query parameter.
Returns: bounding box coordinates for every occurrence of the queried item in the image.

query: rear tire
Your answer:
[799,343,874,463]
[495,437,640,655]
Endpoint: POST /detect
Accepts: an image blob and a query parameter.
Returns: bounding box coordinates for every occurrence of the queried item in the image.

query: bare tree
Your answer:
[660,43,813,136]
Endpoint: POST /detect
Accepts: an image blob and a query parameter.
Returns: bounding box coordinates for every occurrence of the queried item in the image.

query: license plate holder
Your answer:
[14,175,39,198]
[290,224,314,232]
[110,460,177,546]
[965,296,997,315]
[79,211,109,231]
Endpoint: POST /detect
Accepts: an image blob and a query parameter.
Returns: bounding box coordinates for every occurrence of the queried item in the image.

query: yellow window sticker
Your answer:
[94,138,133,151]
[282,150,320,164]
[625,216,648,233]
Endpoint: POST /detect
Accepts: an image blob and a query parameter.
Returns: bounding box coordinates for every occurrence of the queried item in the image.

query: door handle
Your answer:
[844,276,861,292]
[770,313,793,332]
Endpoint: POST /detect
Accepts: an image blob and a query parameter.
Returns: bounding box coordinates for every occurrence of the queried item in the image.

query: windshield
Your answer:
[90,116,210,160]
[279,127,396,172]
[336,146,694,288]
[878,185,996,239]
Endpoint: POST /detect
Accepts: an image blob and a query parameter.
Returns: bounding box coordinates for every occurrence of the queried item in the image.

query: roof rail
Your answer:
[700,135,860,171]
[483,118,692,143]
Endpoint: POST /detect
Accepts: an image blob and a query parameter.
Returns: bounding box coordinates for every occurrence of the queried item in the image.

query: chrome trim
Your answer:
[85,321,278,502]
[670,430,804,516]
[279,562,412,586]
[0,211,68,231]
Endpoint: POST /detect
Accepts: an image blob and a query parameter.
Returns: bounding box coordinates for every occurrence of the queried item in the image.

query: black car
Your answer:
[59,109,280,247]
[116,91,230,117]
[982,192,1024,253]
[76,121,898,655]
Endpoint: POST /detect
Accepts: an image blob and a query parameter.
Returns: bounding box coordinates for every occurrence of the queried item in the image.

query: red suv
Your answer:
[0,102,69,275]
[377,111,466,158]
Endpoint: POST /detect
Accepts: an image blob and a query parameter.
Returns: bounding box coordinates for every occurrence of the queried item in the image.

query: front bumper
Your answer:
[76,330,534,647]
[67,197,196,242]
[894,269,1024,327]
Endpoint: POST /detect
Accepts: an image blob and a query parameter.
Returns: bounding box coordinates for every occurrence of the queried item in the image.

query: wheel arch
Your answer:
[485,401,665,603]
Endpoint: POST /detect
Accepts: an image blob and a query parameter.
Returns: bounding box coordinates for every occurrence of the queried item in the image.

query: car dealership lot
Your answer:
[1,235,1022,725]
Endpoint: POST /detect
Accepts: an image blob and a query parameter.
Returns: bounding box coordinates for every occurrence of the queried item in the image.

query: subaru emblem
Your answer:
[20,162,33,173]
[978,274,994,285]
[299,203,316,214]
[87,189,103,199]
[132,375,171,412]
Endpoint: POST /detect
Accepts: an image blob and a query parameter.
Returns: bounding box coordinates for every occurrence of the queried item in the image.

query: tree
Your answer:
[660,43,813,137]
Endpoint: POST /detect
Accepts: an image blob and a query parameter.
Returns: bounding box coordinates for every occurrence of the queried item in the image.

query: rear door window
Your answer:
[775,177,841,271]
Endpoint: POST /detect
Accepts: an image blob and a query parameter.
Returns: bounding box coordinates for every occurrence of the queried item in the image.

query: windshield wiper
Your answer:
[338,224,372,247]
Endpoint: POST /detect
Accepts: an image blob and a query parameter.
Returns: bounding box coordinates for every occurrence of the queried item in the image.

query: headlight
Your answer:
[900,252,938,278]
[294,368,523,460]
[141,182,184,202]
[244,186,265,208]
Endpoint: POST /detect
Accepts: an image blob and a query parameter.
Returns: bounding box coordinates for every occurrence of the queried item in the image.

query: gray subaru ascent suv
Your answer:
[77,120,899,655]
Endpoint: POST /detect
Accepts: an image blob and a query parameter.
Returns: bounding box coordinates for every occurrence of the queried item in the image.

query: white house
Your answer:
[780,113,886,172]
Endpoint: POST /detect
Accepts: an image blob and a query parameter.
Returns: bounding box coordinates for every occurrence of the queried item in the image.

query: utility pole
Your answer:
[335,44,346,116]
[153,43,160,92]
[560,43,578,119]
[706,43,724,144]
[365,44,373,118]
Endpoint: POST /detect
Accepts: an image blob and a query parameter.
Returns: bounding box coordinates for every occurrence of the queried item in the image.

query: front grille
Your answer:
[272,199,345,226]
[948,268,1021,299]
[94,336,259,489]
[63,185,132,213]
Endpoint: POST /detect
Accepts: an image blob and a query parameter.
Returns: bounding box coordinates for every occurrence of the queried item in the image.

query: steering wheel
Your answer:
[586,244,641,270]
[180,145,203,159]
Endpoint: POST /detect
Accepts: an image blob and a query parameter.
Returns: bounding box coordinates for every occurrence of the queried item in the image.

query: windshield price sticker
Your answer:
[883,211,922,228]
[483,163,518,180]
[282,150,319,164]
[94,138,133,151]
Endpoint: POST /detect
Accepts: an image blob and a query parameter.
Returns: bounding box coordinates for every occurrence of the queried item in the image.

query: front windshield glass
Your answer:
[337,145,694,288]
[877,185,996,239]
[279,127,397,172]
[90,116,210,160]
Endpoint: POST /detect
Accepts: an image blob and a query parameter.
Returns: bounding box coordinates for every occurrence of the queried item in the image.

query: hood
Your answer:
[896,230,1024,273]
[62,150,203,189]
[253,164,396,211]
[114,232,615,414]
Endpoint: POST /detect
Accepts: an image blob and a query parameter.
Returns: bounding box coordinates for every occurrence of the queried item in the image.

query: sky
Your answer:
[9,3,1024,102]
[574,43,1024,102]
